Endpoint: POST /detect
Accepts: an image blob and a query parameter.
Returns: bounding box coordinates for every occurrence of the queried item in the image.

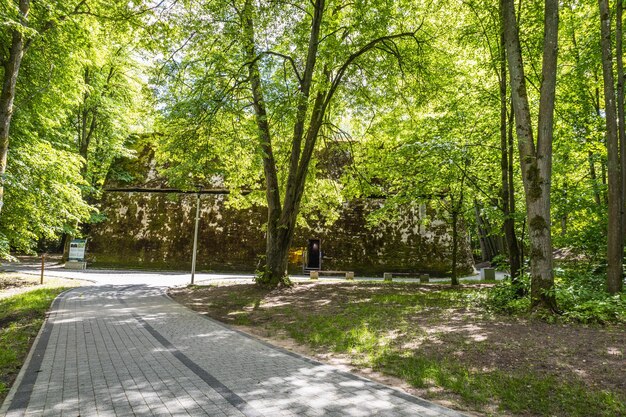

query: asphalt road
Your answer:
[1,260,506,287]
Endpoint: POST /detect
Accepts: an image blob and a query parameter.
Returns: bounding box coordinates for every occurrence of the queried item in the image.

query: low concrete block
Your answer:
[345,271,355,280]
[310,270,319,280]
[65,261,86,270]
[383,272,393,282]
[481,267,496,281]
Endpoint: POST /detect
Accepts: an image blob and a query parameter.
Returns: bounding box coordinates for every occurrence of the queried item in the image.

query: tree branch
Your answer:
[324,28,422,110]
[319,26,349,44]
[156,31,197,80]
[259,51,302,83]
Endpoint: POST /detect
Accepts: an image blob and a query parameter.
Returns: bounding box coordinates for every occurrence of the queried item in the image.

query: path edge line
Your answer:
[118,285,263,417]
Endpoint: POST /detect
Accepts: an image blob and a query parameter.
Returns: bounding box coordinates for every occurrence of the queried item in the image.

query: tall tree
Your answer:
[498,0,521,281]
[598,0,624,294]
[245,0,421,286]
[0,0,151,256]
[503,0,559,310]
[157,0,422,287]
[74,49,150,189]
[0,1,93,214]
[460,0,522,279]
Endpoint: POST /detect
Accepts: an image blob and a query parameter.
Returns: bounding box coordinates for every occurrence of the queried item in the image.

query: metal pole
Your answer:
[190,192,201,285]
[40,254,45,285]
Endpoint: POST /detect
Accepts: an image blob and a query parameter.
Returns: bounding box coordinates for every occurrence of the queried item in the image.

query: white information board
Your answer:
[68,239,86,261]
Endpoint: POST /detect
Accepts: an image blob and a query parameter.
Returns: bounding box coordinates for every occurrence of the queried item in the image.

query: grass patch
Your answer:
[273,296,624,415]
[376,353,624,417]
[0,287,69,403]
[170,282,626,417]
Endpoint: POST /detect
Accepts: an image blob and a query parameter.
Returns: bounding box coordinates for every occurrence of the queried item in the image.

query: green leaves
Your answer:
[0,0,153,256]
[1,141,91,253]
[0,0,619,270]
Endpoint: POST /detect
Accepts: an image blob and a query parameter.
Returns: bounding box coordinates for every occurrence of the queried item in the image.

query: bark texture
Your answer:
[503,0,559,310]
[617,0,626,280]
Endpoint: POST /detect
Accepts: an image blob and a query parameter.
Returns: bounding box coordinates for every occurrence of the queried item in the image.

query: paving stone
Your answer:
[1,285,470,417]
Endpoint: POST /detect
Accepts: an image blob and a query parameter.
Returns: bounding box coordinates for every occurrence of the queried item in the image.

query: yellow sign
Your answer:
[289,248,304,265]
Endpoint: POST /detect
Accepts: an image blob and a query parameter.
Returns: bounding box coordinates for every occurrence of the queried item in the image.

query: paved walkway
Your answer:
[1,285,469,417]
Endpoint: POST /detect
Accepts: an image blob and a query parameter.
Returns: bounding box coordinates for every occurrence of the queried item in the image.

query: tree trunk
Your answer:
[474,201,504,261]
[588,151,603,206]
[451,170,467,286]
[78,68,96,178]
[242,0,289,286]
[0,0,30,215]
[601,160,608,205]
[599,0,624,294]
[499,4,521,281]
[518,217,526,273]
[475,203,489,261]
[264,221,292,284]
[242,0,326,287]
[451,209,459,286]
[61,234,72,262]
[594,76,611,206]
[617,0,626,255]
[507,107,522,282]
[503,0,559,311]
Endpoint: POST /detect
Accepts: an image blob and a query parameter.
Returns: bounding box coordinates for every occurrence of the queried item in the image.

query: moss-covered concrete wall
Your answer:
[90,136,473,275]
[89,193,264,271]
[88,192,473,276]
[292,201,469,276]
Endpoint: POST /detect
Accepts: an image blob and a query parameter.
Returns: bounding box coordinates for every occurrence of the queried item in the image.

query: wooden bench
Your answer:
[383,272,429,283]
[310,270,354,280]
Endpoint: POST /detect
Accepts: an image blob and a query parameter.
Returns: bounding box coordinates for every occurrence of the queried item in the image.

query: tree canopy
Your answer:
[0,0,623,301]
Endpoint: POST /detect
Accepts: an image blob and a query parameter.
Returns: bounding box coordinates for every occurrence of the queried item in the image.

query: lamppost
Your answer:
[190,188,202,285]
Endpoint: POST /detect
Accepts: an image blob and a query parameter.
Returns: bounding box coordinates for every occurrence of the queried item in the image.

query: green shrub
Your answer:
[491,254,510,271]
[481,274,531,314]
[556,269,626,323]
[482,267,626,323]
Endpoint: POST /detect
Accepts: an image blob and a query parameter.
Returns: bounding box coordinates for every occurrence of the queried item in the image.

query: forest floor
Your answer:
[169,281,626,417]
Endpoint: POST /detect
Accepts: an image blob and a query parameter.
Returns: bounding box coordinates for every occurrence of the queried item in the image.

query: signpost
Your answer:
[69,239,86,261]
[40,254,45,284]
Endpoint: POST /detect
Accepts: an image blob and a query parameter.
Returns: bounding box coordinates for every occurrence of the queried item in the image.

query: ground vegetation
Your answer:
[171,281,626,417]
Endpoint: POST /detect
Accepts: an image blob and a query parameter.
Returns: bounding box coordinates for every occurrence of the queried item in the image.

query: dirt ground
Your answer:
[0,272,89,299]
[169,281,626,416]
